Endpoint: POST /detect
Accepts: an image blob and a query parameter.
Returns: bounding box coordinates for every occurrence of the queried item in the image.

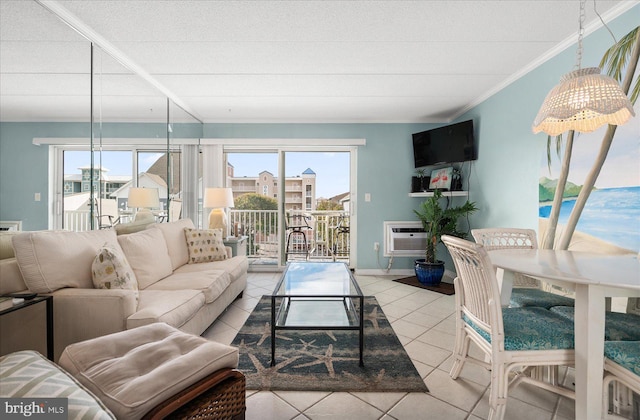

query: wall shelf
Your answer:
[408,191,468,198]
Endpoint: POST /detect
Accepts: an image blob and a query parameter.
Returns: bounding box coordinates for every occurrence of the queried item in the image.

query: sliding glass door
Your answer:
[219,147,354,270]
[224,152,280,267]
[283,151,351,266]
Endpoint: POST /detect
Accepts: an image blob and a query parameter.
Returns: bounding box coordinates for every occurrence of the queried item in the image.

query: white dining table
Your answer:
[487,249,640,420]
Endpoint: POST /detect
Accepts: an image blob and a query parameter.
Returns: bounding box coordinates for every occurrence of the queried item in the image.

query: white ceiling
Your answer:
[0,0,636,123]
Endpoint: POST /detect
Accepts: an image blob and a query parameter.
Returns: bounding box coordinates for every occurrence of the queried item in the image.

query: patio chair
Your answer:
[330,213,350,261]
[285,211,313,260]
[471,228,575,309]
[94,199,121,229]
[442,235,575,420]
[159,199,182,222]
[602,341,640,419]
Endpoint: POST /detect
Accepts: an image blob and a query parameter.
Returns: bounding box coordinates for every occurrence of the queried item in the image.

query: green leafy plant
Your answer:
[413,189,478,263]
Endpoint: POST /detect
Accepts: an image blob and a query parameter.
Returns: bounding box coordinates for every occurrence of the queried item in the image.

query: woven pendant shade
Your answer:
[532,67,635,136]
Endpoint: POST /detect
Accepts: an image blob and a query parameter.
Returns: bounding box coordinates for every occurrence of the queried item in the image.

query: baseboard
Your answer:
[354,268,456,282]
[355,269,414,276]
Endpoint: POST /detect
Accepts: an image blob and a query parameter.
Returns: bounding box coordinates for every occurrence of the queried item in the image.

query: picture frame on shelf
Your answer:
[428,167,453,191]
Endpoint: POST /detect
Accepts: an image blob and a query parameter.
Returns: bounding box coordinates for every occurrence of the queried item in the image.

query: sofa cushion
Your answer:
[146,270,231,304]
[114,219,155,235]
[174,255,248,283]
[127,289,205,329]
[151,218,195,270]
[58,323,238,420]
[1,350,115,419]
[12,229,119,293]
[117,228,173,289]
[91,242,138,292]
[184,228,228,264]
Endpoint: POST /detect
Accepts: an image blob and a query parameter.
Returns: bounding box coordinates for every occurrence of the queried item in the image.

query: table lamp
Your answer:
[204,187,234,236]
[127,187,160,222]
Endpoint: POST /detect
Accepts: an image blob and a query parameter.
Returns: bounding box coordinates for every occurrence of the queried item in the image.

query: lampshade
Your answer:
[203,188,235,209]
[204,188,234,235]
[128,187,160,209]
[532,67,635,136]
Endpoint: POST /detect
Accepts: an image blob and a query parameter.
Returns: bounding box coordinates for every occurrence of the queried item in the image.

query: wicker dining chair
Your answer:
[602,341,640,420]
[471,228,575,309]
[442,235,575,420]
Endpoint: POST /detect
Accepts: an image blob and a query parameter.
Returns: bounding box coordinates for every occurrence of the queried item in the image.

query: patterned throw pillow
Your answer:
[91,243,138,291]
[184,228,228,264]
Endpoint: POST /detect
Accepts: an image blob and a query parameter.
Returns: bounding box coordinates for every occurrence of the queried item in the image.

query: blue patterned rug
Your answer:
[230,296,429,392]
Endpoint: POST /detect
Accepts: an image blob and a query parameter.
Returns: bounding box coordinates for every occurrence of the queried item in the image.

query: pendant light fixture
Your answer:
[532,0,635,136]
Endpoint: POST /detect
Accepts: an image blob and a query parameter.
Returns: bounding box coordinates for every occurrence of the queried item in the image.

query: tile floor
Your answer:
[202,272,577,420]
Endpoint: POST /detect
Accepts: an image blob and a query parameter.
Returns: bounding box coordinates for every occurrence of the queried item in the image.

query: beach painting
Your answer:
[539,103,639,253]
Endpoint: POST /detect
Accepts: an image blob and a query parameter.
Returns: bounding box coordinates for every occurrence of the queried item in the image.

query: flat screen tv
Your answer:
[412,119,477,168]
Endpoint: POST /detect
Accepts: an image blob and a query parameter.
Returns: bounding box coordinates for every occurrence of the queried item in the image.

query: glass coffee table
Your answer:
[271,262,364,366]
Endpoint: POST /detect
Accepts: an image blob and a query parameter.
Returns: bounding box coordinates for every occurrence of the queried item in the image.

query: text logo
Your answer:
[0,399,67,419]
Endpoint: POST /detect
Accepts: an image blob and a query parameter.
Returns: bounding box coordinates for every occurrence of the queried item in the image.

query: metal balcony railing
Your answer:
[63,209,350,264]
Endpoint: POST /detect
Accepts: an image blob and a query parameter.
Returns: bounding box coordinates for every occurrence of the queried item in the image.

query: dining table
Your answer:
[487,249,640,420]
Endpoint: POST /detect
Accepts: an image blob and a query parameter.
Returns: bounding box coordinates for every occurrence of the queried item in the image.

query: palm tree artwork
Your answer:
[542,27,639,250]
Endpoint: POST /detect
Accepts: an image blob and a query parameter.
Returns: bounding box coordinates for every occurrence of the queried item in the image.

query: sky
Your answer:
[540,104,640,189]
[227,152,350,199]
[64,150,159,176]
[64,150,350,198]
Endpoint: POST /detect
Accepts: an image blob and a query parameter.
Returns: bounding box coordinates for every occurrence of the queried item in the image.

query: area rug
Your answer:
[230,296,428,393]
[392,276,455,295]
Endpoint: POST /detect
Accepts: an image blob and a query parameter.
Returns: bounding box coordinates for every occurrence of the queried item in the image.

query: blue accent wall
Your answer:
[459,4,639,239]
[1,5,637,271]
[202,123,435,270]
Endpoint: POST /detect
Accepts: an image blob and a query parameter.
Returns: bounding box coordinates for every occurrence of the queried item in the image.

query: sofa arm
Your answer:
[0,258,28,295]
[50,288,138,361]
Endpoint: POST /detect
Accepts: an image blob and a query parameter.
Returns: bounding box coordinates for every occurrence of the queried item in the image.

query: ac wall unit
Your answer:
[383,221,426,257]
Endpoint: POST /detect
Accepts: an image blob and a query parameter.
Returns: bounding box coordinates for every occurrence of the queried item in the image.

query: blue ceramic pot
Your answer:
[414,259,445,285]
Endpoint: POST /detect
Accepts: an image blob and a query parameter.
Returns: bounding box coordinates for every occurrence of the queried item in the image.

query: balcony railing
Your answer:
[64,210,92,231]
[228,209,349,263]
[63,209,350,264]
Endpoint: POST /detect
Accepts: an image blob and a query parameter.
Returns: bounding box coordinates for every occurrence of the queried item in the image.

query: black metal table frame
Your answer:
[270,264,364,367]
[0,295,53,360]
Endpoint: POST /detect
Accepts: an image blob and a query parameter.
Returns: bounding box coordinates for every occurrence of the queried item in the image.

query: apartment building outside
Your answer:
[228,166,317,211]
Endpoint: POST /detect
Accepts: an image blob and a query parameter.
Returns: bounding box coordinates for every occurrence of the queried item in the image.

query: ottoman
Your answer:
[59,322,245,420]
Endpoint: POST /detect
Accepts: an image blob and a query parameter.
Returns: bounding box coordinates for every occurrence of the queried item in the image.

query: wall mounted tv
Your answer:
[412,119,477,168]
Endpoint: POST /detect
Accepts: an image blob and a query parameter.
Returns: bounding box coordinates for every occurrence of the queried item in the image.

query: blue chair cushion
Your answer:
[604,341,640,375]
[510,288,575,309]
[550,306,640,341]
[463,307,575,351]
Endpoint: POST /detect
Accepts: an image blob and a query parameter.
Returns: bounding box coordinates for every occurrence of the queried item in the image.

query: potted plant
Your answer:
[412,169,429,192]
[413,189,478,285]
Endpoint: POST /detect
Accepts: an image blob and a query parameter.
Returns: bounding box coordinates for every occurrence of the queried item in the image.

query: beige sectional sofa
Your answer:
[0,219,247,361]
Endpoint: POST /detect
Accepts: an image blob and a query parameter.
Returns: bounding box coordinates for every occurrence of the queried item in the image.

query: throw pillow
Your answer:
[184,228,228,264]
[117,228,173,289]
[91,243,138,291]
